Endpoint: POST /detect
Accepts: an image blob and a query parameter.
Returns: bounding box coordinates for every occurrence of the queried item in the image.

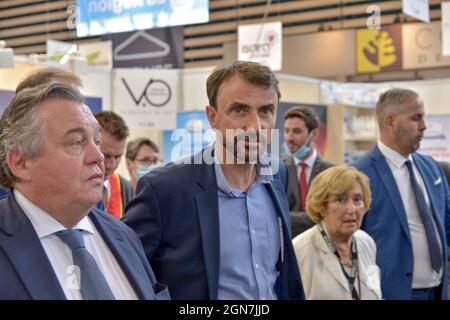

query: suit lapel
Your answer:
[371,147,412,243]
[194,162,220,300]
[89,211,154,299]
[309,156,323,184]
[412,154,446,247]
[0,194,65,299]
[314,230,349,292]
[286,157,300,210]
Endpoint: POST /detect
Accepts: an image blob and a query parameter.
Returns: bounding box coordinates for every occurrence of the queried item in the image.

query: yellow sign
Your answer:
[357,26,402,73]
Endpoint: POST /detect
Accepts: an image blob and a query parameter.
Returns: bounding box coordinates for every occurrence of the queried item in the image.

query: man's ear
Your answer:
[6,149,32,182]
[385,113,396,129]
[311,128,320,141]
[205,105,217,129]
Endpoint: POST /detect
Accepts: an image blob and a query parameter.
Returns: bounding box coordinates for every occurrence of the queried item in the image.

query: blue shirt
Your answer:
[214,152,280,300]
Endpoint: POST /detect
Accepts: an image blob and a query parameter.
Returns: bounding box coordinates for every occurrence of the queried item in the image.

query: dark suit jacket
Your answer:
[353,147,450,299]
[438,161,450,188]
[284,154,335,238]
[123,150,305,300]
[0,192,169,300]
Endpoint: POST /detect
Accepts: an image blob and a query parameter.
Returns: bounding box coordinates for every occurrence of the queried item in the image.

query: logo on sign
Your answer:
[242,29,279,59]
[357,26,402,73]
[122,78,171,107]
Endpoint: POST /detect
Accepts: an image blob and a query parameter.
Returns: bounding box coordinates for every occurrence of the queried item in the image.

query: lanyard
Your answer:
[318,224,360,300]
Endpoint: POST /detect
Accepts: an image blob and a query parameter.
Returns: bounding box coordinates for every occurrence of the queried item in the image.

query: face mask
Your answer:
[291,133,313,160]
[136,163,161,181]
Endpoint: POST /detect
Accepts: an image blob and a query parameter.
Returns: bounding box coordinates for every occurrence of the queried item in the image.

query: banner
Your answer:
[113,68,178,130]
[403,21,450,69]
[47,39,112,67]
[356,25,402,74]
[443,2,450,56]
[107,27,184,68]
[402,0,430,23]
[76,0,209,37]
[78,41,113,67]
[238,21,282,71]
[419,115,450,161]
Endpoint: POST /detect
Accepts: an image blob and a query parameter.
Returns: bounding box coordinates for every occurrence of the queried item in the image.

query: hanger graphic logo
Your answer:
[122,77,171,107]
[114,30,170,61]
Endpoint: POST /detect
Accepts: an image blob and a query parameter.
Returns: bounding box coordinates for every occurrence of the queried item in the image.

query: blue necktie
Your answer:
[56,229,115,300]
[405,160,442,273]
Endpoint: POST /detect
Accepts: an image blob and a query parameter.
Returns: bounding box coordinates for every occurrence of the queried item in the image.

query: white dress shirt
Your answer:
[377,141,443,288]
[293,149,317,184]
[14,189,138,300]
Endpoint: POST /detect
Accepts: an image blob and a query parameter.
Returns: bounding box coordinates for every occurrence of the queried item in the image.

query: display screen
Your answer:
[76,0,209,37]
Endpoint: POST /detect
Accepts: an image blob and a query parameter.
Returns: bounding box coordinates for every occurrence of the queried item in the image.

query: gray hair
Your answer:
[376,88,421,129]
[0,82,85,188]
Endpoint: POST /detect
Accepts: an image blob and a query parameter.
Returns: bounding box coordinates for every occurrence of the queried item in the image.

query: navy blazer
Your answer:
[0,192,170,300]
[352,146,450,299]
[123,150,305,300]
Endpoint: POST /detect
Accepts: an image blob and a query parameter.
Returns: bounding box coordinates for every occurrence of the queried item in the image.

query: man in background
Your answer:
[0,82,168,299]
[0,67,83,198]
[353,88,450,300]
[123,61,304,300]
[283,106,334,237]
[94,111,133,219]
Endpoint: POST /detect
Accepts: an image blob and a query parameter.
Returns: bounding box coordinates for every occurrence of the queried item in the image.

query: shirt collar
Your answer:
[213,147,273,196]
[13,189,94,239]
[377,140,413,168]
[293,148,317,168]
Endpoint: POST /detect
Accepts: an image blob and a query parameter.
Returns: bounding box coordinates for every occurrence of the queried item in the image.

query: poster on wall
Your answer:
[76,0,209,37]
[0,89,102,115]
[113,68,178,130]
[276,102,328,159]
[443,2,450,56]
[106,27,184,68]
[238,21,282,71]
[418,115,450,162]
[162,111,214,163]
[403,21,450,70]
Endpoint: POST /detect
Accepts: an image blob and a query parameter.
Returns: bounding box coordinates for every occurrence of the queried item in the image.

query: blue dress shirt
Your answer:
[214,153,280,300]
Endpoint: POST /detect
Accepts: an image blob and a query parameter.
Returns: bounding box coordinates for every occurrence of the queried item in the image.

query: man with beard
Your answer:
[123,61,304,300]
[283,106,334,237]
[352,88,450,300]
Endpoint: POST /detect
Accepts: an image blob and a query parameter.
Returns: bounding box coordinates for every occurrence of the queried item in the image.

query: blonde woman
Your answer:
[293,166,382,300]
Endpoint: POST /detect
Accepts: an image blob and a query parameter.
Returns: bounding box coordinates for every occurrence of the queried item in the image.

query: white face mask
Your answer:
[136,163,162,181]
[291,133,313,160]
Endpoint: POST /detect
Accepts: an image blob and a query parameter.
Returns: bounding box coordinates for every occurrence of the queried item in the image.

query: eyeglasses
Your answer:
[134,157,160,166]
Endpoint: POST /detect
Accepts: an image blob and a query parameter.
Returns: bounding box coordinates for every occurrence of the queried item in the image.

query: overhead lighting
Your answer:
[0,40,14,68]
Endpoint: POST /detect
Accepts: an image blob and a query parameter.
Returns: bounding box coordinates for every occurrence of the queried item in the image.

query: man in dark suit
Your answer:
[94,111,133,219]
[0,82,168,300]
[283,106,334,237]
[123,61,304,300]
[353,88,450,300]
[438,161,450,187]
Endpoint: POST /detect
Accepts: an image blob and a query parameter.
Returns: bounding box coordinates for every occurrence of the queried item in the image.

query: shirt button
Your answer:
[255,263,259,269]
[252,229,256,234]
